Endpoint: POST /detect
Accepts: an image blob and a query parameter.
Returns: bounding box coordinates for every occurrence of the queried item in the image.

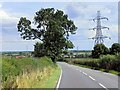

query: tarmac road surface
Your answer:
[57,62,119,90]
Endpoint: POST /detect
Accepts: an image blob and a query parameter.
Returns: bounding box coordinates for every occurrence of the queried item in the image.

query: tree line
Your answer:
[92,43,120,58]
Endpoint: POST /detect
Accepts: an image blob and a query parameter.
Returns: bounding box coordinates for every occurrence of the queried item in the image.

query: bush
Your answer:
[116,53,120,59]
[115,54,120,71]
[99,54,120,71]
[99,55,116,70]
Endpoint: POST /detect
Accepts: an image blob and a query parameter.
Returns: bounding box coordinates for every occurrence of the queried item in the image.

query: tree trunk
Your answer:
[51,56,56,63]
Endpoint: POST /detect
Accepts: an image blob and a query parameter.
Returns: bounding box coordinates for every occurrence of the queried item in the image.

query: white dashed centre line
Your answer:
[99,83,108,90]
[82,72,87,75]
[74,65,108,90]
[89,76,96,81]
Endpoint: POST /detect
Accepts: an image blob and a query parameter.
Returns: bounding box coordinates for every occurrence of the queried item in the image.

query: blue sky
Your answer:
[0,2,118,51]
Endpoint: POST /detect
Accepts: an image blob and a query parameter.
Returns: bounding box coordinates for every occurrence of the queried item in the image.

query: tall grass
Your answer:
[2,56,59,88]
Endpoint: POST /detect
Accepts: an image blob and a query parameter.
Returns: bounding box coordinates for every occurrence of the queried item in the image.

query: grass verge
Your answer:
[43,66,61,88]
[2,56,61,88]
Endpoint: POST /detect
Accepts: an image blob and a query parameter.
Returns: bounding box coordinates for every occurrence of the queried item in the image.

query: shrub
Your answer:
[99,55,116,70]
[116,53,120,59]
[115,54,120,71]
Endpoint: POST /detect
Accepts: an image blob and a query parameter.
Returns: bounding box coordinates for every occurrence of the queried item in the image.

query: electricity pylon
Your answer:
[89,11,111,45]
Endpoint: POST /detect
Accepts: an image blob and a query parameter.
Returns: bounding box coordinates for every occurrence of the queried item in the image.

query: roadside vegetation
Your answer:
[64,43,120,75]
[65,54,120,75]
[2,8,77,89]
[2,56,60,88]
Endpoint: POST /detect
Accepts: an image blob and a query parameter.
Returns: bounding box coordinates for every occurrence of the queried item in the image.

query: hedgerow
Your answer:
[66,54,120,72]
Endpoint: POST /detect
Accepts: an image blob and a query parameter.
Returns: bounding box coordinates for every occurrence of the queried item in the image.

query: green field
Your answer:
[2,56,61,88]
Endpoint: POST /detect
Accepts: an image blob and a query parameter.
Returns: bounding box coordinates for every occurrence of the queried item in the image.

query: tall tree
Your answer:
[110,43,120,55]
[92,44,109,58]
[17,8,77,62]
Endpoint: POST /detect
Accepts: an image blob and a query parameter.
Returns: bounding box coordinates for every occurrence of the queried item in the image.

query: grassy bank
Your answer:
[2,56,61,88]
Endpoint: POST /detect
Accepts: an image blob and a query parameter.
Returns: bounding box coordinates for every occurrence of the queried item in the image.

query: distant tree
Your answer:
[19,52,22,55]
[92,44,109,58]
[34,42,46,57]
[110,43,120,55]
[17,8,77,62]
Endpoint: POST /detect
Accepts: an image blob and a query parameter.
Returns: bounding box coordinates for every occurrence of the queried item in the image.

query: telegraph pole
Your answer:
[89,11,111,45]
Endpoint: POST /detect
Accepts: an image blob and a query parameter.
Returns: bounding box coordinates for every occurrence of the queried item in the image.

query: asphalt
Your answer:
[58,62,119,89]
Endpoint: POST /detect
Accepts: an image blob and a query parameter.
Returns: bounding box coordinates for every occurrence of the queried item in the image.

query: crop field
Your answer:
[1,55,60,88]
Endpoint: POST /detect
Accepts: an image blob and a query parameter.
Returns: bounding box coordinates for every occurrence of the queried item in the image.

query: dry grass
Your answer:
[15,67,52,88]
[4,66,55,88]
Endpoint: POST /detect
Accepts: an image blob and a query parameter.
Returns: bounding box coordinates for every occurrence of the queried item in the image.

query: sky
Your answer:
[0,1,119,51]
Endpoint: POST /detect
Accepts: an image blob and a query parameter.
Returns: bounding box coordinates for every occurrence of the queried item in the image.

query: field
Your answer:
[1,55,61,88]
[65,50,92,58]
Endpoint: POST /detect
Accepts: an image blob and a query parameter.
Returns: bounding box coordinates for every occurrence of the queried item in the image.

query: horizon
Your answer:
[1,50,92,52]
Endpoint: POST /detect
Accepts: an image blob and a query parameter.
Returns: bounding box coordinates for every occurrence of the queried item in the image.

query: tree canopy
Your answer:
[17,8,77,62]
[92,44,109,58]
[110,43,120,55]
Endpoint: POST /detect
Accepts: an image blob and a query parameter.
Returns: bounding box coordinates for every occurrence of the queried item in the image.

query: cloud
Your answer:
[0,9,32,25]
[65,2,113,19]
[0,10,19,30]
[66,4,80,18]
[110,24,118,33]
[0,9,40,51]
[0,10,18,22]
[0,4,2,8]
[0,10,9,19]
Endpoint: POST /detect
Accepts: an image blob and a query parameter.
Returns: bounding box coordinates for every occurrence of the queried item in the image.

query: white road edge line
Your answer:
[99,83,108,90]
[89,76,96,81]
[56,64,62,89]
[82,72,87,75]
[104,73,114,76]
[104,73,109,75]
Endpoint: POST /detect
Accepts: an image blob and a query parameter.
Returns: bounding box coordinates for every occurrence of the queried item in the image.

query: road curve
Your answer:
[57,62,119,90]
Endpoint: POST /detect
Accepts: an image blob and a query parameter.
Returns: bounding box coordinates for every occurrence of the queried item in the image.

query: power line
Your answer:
[89,11,111,45]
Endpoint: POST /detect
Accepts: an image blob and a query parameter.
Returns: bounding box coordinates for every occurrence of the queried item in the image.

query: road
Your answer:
[58,62,119,90]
